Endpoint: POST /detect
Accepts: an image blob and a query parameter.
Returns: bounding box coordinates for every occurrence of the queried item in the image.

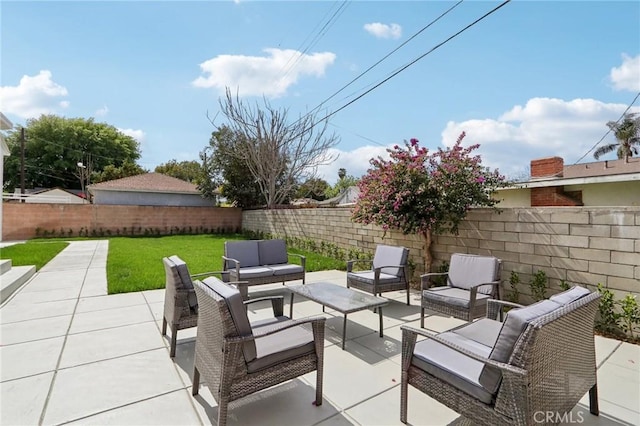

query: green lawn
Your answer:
[0,241,69,270]
[107,234,346,294]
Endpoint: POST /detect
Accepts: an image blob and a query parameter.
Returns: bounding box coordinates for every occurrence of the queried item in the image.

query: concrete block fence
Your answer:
[242,206,640,301]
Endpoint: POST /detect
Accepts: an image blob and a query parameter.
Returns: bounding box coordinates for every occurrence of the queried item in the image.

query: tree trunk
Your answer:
[421,229,433,275]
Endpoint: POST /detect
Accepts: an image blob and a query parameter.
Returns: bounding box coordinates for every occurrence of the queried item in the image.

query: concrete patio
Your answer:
[1,240,638,425]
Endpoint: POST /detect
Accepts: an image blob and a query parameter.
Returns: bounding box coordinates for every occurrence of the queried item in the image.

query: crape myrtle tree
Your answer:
[217,88,340,208]
[352,133,508,274]
[2,115,141,190]
[594,112,640,162]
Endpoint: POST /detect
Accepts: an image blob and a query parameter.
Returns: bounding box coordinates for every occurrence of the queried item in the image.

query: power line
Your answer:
[329,122,387,147]
[293,0,512,139]
[306,0,465,117]
[572,91,640,164]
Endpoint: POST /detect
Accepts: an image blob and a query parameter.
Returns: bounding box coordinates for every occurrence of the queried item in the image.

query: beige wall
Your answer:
[495,181,640,207]
[243,206,640,301]
[495,188,532,207]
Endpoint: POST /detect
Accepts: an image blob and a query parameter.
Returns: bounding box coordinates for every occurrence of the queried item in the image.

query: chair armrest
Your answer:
[228,316,326,343]
[222,255,240,269]
[287,253,307,269]
[420,272,448,290]
[244,295,284,317]
[191,270,229,279]
[486,299,524,321]
[400,325,527,377]
[347,259,372,273]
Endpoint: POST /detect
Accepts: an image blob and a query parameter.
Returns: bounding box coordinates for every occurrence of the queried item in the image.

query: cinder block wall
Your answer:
[243,207,640,301]
[3,204,242,240]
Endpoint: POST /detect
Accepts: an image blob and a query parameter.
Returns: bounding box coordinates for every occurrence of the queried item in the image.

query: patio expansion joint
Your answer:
[597,340,624,368]
[37,242,100,426]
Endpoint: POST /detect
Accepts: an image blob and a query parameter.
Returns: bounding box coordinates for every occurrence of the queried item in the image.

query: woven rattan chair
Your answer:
[402,287,600,426]
[421,253,502,324]
[161,256,227,357]
[192,277,326,426]
[346,244,411,305]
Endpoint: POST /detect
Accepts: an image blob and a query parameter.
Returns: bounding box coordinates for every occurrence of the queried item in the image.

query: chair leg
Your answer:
[589,384,599,415]
[169,324,178,357]
[420,307,425,328]
[406,288,410,306]
[400,371,408,423]
[161,317,167,336]
[217,397,229,426]
[192,366,200,396]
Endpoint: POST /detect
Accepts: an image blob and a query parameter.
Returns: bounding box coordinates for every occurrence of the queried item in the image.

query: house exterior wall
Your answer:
[2,204,241,240]
[91,190,214,207]
[496,188,532,207]
[568,182,640,207]
[24,189,85,204]
[242,206,640,301]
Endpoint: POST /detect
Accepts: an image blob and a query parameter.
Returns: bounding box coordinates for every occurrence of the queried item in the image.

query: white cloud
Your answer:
[363,22,402,39]
[95,105,109,117]
[118,128,146,143]
[610,54,640,92]
[441,97,640,179]
[316,145,392,185]
[192,48,336,98]
[0,70,69,119]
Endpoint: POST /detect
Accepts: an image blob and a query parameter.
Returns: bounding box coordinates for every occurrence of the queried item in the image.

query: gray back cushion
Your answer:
[448,254,499,294]
[258,239,288,265]
[202,276,257,362]
[550,286,590,305]
[479,299,560,393]
[372,245,409,277]
[168,255,193,290]
[225,241,260,269]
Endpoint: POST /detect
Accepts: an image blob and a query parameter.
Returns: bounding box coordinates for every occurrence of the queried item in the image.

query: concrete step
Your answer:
[0,259,12,275]
[1,265,36,304]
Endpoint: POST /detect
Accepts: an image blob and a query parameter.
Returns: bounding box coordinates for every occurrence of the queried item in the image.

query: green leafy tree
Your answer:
[200,125,263,208]
[3,115,141,190]
[296,178,329,201]
[352,133,508,273]
[92,161,148,183]
[154,160,204,184]
[594,112,640,162]
[324,173,360,198]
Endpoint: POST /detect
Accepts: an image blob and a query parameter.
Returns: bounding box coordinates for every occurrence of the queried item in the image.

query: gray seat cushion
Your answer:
[479,299,561,392]
[550,286,590,306]
[165,256,198,311]
[412,332,495,404]
[452,318,503,349]
[347,271,402,284]
[247,324,315,373]
[422,286,491,308]
[258,239,289,265]
[202,276,257,362]
[225,241,260,268]
[234,266,274,279]
[372,245,409,277]
[266,264,304,276]
[448,254,499,294]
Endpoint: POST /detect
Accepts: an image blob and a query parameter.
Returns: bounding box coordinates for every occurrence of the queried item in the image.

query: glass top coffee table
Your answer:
[288,282,389,350]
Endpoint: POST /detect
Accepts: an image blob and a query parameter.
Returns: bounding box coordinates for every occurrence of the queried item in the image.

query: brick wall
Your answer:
[242,206,640,301]
[2,203,242,240]
[531,156,564,178]
[531,187,582,207]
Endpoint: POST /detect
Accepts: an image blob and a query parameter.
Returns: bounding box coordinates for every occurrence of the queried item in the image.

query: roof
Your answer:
[318,186,360,205]
[505,157,640,190]
[88,173,200,194]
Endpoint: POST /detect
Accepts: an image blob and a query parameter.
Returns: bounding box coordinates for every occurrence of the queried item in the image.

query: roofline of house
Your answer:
[87,186,200,195]
[499,172,640,190]
[0,112,13,130]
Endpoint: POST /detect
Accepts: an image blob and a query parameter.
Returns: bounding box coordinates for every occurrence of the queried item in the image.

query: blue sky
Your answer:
[2,0,639,184]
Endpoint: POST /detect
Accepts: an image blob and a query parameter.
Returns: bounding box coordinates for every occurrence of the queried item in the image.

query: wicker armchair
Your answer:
[161,256,227,357]
[402,287,600,426]
[192,277,326,426]
[347,244,411,305]
[421,253,502,324]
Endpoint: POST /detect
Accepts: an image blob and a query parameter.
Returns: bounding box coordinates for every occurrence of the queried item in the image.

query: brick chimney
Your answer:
[531,157,564,179]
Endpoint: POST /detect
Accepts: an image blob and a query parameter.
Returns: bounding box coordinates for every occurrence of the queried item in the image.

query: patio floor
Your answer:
[1,240,638,425]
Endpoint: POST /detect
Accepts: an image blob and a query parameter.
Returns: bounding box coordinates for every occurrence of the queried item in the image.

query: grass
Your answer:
[0,240,69,270]
[107,234,346,294]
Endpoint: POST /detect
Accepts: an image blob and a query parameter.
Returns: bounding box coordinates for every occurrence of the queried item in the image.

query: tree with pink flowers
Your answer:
[352,133,508,274]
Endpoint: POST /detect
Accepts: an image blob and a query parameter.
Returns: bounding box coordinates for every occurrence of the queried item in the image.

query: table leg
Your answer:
[342,314,348,350]
[289,293,294,318]
[378,307,383,337]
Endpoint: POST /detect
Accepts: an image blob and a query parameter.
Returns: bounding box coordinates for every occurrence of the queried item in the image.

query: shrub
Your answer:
[595,284,620,334]
[507,271,521,304]
[619,294,640,339]
[529,270,548,302]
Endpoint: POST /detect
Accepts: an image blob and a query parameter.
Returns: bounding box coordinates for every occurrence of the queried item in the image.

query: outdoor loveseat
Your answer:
[222,239,305,299]
[402,286,600,425]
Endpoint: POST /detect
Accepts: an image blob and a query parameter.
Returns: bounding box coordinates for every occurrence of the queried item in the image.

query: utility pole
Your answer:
[20,127,25,202]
